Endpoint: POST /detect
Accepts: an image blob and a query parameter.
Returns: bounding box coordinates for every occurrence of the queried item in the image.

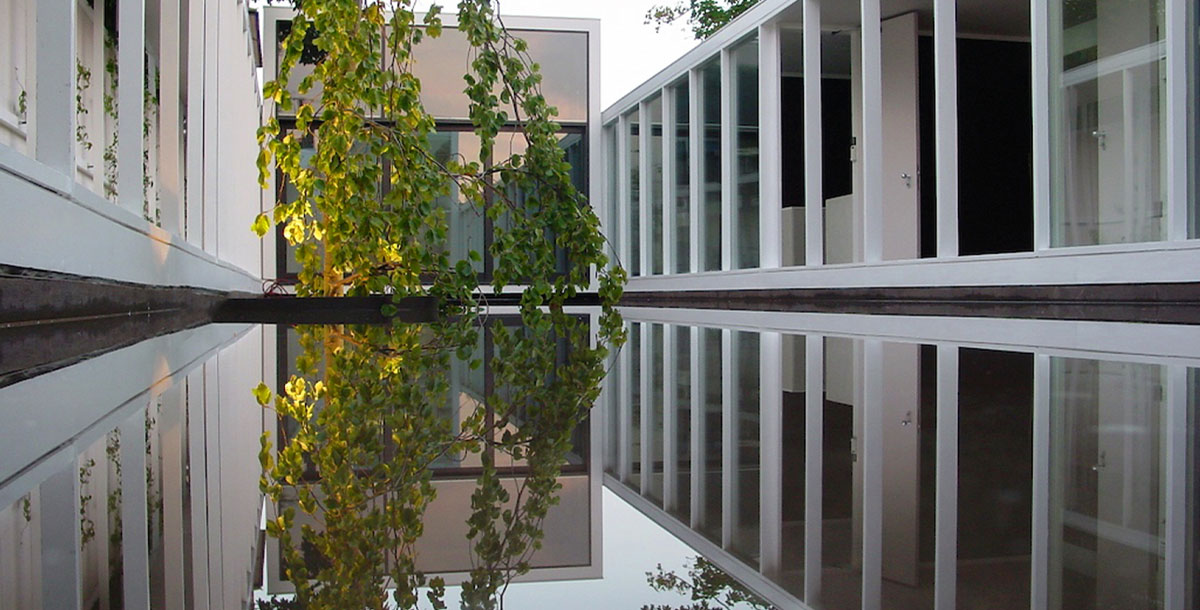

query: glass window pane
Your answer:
[673,81,691,273]
[701,61,722,271]
[730,331,760,562]
[429,130,485,274]
[647,324,665,503]
[1050,1,1166,246]
[629,323,642,488]
[733,37,760,269]
[699,327,723,543]
[628,111,642,276]
[670,326,692,522]
[649,96,665,275]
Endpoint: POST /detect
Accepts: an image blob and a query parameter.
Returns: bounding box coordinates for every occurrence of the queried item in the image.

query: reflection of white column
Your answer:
[861,339,883,610]
[720,48,734,271]
[688,69,702,274]
[759,23,782,270]
[721,329,734,548]
[1031,354,1051,610]
[803,0,824,267]
[804,334,824,603]
[934,0,959,257]
[663,87,676,275]
[641,324,652,495]
[690,326,705,529]
[664,325,678,510]
[934,345,958,610]
[121,409,151,610]
[760,332,783,577]
[1164,365,1187,609]
[185,370,211,609]
[40,456,81,610]
[162,386,187,610]
[618,323,633,483]
[860,0,883,263]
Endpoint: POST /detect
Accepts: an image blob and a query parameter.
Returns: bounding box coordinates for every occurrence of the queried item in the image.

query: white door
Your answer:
[881,12,921,261]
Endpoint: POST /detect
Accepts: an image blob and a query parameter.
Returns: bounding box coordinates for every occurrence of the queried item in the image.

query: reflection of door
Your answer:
[881,12,920,261]
[881,342,920,587]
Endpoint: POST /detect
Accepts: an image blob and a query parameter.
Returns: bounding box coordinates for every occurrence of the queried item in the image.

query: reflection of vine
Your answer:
[106,429,123,552]
[20,494,31,523]
[145,400,164,548]
[78,457,97,547]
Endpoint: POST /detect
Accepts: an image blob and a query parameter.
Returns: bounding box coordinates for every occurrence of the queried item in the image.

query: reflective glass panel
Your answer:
[732,37,760,269]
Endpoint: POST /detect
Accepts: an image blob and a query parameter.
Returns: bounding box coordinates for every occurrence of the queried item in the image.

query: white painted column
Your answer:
[617,114,632,273]
[162,387,187,610]
[860,0,884,263]
[690,326,705,529]
[640,323,652,495]
[34,0,76,175]
[1165,0,1188,241]
[662,87,676,275]
[159,0,184,235]
[1163,365,1187,610]
[688,69,702,274]
[803,0,824,267]
[803,334,824,604]
[759,23,783,270]
[1030,354,1051,610]
[721,328,734,548]
[185,0,206,247]
[934,345,959,610]
[663,324,678,510]
[720,48,734,271]
[121,409,152,610]
[639,100,652,276]
[1031,0,1051,251]
[759,332,783,578]
[118,0,147,217]
[861,339,883,610]
[202,0,220,255]
[934,0,959,257]
[40,457,82,610]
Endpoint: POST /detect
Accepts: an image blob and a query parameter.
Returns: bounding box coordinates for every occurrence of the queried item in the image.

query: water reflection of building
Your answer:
[603,308,1198,610]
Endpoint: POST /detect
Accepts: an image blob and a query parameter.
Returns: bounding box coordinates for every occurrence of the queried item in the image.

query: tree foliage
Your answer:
[644,0,760,39]
[253,1,626,608]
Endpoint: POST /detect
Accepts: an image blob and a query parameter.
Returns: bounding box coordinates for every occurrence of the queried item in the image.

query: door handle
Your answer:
[901,172,912,188]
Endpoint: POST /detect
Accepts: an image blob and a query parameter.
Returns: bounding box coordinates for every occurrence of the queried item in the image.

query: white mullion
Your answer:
[663,325,678,510]
[639,100,652,276]
[759,332,783,577]
[721,328,734,548]
[759,23,782,270]
[618,114,632,274]
[1164,365,1187,609]
[34,0,76,174]
[1165,0,1188,241]
[663,86,676,275]
[158,0,183,235]
[934,0,959,257]
[118,0,147,217]
[803,334,824,604]
[720,48,735,271]
[202,0,219,254]
[1030,354,1051,610]
[860,0,883,263]
[934,345,959,610]
[803,0,824,267]
[185,0,205,247]
[39,455,82,610]
[121,408,152,610]
[690,326,705,529]
[861,338,883,610]
[1031,0,1051,250]
[688,68,702,273]
[640,323,652,495]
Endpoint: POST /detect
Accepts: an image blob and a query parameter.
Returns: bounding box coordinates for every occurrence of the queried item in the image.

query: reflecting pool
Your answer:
[1,308,1196,609]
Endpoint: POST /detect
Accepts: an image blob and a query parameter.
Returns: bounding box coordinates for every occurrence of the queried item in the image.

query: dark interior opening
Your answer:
[781,77,854,208]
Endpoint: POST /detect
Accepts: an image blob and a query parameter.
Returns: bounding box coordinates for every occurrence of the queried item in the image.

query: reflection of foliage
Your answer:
[643,557,772,610]
[256,596,303,610]
[79,458,97,547]
[255,1,625,607]
[645,0,759,39]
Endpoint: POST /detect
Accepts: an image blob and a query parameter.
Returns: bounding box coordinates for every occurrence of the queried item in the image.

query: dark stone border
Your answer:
[619,283,1200,325]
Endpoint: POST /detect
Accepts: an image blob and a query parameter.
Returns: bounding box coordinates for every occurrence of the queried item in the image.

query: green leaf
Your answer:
[252,382,273,406]
[252,213,271,237]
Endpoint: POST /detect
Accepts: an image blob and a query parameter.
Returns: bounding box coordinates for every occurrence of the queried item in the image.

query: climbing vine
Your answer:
[253,1,626,608]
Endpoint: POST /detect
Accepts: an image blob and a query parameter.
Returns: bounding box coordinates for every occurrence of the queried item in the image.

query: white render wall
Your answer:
[0,0,263,292]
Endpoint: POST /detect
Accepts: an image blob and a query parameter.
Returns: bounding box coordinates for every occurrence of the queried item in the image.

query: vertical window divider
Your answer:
[934,0,959,258]
[803,0,824,267]
[159,0,184,236]
[720,328,734,548]
[1164,364,1188,609]
[120,408,152,610]
[759,23,783,269]
[617,113,632,274]
[639,100,652,276]
[688,69,702,273]
[861,338,883,610]
[118,0,148,217]
[860,0,884,264]
[640,323,652,495]
[34,0,76,175]
[934,344,959,610]
[185,0,206,247]
[689,326,704,530]
[803,334,824,604]
[1030,353,1051,610]
[1031,0,1051,251]
[720,48,734,271]
[1166,0,1188,241]
[759,331,783,577]
[662,86,676,275]
[663,324,678,510]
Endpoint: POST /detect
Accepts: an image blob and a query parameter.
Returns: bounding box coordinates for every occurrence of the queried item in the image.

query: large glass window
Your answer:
[627,111,642,276]
[701,61,722,271]
[1050,1,1166,246]
[648,96,665,275]
[429,129,485,274]
[732,37,760,269]
[673,80,691,273]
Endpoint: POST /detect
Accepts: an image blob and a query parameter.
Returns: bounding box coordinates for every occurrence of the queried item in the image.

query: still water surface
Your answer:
[1,308,1196,609]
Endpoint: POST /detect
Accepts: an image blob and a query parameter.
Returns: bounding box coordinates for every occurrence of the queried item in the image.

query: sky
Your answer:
[412,0,701,108]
